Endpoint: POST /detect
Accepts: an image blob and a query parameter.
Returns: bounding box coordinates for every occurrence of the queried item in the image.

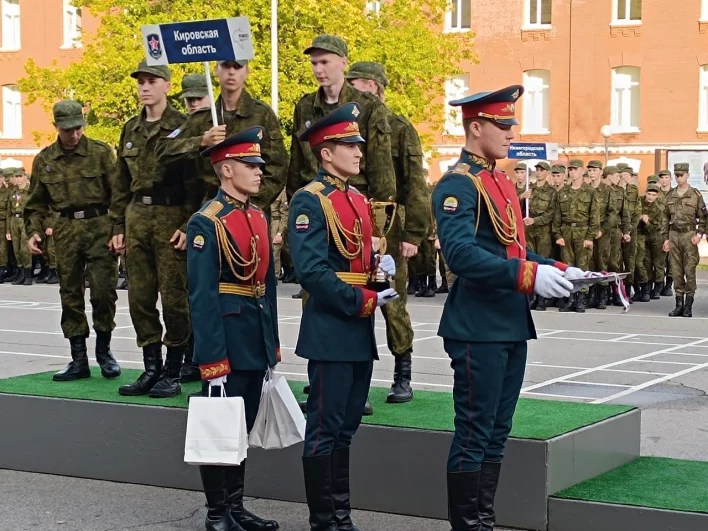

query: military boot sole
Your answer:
[53,369,91,382]
[118,380,158,396]
[386,391,413,404]
[149,384,182,398]
[100,367,121,379]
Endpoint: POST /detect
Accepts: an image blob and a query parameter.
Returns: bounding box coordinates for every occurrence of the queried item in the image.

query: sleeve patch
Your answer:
[442,195,459,213]
[192,233,206,251]
[166,128,181,139]
[295,213,310,231]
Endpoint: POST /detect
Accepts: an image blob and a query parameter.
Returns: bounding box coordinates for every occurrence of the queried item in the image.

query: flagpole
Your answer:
[271,0,279,116]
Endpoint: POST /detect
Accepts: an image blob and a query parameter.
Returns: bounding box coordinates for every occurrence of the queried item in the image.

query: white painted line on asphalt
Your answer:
[113,325,134,329]
[540,336,694,348]
[537,330,566,337]
[610,334,638,342]
[535,328,708,340]
[641,360,700,366]
[527,363,670,376]
[665,352,708,357]
[521,391,595,400]
[564,381,632,388]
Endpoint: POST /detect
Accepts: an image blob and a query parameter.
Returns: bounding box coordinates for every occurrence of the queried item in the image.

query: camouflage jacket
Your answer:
[590,182,616,236]
[155,91,287,210]
[24,135,115,238]
[112,105,202,236]
[552,183,601,241]
[608,185,631,234]
[661,186,708,237]
[7,185,29,220]
[638,198,665,237]
[286,82,396,203]
[528,182,556,228]
[390,113,429,246]
[0,183,11,221]
[270,188,288,238]
[516,182,531,216]
[622,184,642,232]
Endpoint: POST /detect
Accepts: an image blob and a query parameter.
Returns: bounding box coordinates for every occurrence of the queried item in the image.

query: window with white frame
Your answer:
[62,0,82,48]
[699,66,708,131]
[611,66,641,132]
[1,0,20,50]
[525,0,552,27]
[613,0,641,24]
[445,0,471,32]
[365,1,381,16]
[444,73,471,136]
[1,85,22,139]
[522,70,550,134]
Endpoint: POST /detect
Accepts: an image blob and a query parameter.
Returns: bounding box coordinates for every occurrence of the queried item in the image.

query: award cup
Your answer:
[367,199,398,292]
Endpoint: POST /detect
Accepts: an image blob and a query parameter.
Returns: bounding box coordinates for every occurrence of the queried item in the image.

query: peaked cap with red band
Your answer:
[200,126,266,165]
[449,84,525,126]
[298,102,365,146]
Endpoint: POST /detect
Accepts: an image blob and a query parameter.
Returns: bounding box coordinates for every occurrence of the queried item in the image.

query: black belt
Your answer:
[59,206,108,220]
[134,193,185,206]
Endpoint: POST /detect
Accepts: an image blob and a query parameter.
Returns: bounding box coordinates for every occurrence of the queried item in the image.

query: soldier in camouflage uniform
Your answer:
[25,100,121,382]
[657,169,673,296]
[7,170,32,285]
[346,61,430,403]
[661,162,707,318]
[524,161,556,310]
[552,162,601,312]
[636,179,666,301]
[586,160,615,309]
[0,169,12,282]
[603,166,631,305]
[178,73,210,114]
[112,62,202,398]
[617,163,641,299]
[270,188,288,277]
[36,213,58,284]
[514,162,531,217]
[156,60,287,208]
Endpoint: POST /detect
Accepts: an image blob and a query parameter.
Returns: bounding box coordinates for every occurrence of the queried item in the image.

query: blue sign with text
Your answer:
[141,17,254,66]
[508,142,559,160]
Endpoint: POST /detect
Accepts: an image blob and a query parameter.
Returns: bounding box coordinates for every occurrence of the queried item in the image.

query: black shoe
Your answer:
[595,286,608,310]
[95,330,121,379]
[116,277,128,290]
[407,277,419,295]
[200,466,244,531]
[281,272,297,284]
[46,268,59,284]
[632,283,642,302]
[35,266,50,283]
[683,295,694,318]
[660,277,673,296]
[535,297,547,311]
[22,267,33,285]
[669,296,684,317]
[639,283,651,303]
[478,462,502,531]
[575,292,586,313]
[331,448,358,531]
[53,336,91,381]
[363,398,373,416]
[303,455,338,531]
[118,343,163,396]
[418,275,436,297]
[292,289,303,299]
[0,266,5,284]
[435,282,449,294]
[587,286,597,309]
[651,282,662,300]
[180,335,202,383]
[11,267,26,285]
[149,346,183,398]
[226,462,279,531]
[529,296,538,310]
[447,470,482,531]
[386,353,413,403]
[558,296,575,312]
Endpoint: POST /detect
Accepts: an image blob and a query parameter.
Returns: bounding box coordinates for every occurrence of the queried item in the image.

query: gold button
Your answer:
[247,213,251,218]
[255,235,260,240]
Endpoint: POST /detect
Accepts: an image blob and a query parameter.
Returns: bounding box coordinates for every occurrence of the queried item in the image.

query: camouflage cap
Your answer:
[587,160,603,169]
[0,167,13,178]
[304,34,348,57]
[345,61,389,88]
[179,73,208,99]
[674,162,689,173]
[551,164,566,173]
[535,161,551,171]
[13,167,25,176]
[616,162,630,171]
[658,169,671,177]
[130,60,171,81]
[646,175,659,183]
[514,162,527,171]
[646,183,660,193]
[218,59,248,69]
[603,165,619,177]
[568,159,584,169]
[53,100,86,130]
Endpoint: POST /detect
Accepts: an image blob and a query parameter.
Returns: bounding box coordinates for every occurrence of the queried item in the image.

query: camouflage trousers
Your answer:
[54,215,118,338]
[591,231,612,272]
[379,229,414,356]
[9,216,31,267]
[608,229,624,272]
[273,242,283,276]
[636,233,665,284]
[409,239,436,276]
[0,220,7,266]
[560,227,591,292]
[668,231,700,296]
[622,233,637,283]
[526,224,553,258]
[125,202,191,348]
[43,219,57,268]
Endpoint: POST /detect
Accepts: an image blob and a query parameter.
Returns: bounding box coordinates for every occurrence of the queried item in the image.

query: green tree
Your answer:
[19,0,475,147]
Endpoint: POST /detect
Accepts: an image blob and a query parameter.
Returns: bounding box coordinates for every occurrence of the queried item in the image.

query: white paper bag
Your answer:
[184,385,248,465]
[249,370,306,450]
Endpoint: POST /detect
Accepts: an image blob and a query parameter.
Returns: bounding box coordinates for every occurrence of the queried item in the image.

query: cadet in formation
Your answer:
[514,162,531,217]
[270,189,288,278]
[345,61,430,403]
[636,179,666,301]
[112,61,201,398]
[662,163,707,318]
[187,127,280,531]
[157,59,287,208]
[25,100,121,382]
[618,163,641,298]
[432,85,578,531]
[0,169,11,282]
[602,166,631,306]
[7,168,32,285]
[657,169,674,296]
[180,73,210,114]
[586,160,615,309]
[288,103,398,531]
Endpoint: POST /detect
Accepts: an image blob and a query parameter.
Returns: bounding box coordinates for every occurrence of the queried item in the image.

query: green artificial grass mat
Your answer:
[0,368,632,440]
[554,457,708,514]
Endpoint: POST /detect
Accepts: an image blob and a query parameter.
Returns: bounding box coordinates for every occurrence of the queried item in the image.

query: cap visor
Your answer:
[238,156,266,165]
[180,90,209,99]
[56,118,86,130]
[336,135,366,144]
[130,68,169,80]
[494,118,520,126]
[303,45,343,56]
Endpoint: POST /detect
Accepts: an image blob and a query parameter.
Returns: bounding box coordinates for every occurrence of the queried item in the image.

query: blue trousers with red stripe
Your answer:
[444,339,527,472]
[303,360,374,457]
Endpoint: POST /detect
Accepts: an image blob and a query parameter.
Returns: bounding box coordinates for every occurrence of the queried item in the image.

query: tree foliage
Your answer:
[19,0,476,147]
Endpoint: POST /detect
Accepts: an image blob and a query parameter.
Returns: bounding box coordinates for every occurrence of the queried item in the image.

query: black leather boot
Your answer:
[95,330,121,378]
[587,286,597,309]
[22,267,33,285]
[595,285,608,310]
[669,295,684,317]
[11,267,25,285]
[149,346,183,398]
[683,295,694,318]
[651,282,662,300]
[53,336,91,381]
[407,276,419,295]
[478,462,502,531]
[386,352,413,403]
[0,266,5,284]
[226,462,279,531]
[331,448,358,531]
[363,398,373,416]
[661,276,673,296]
[46,268,59,284]
[535,297,547,311]
[200,466,244,531]
[35,266,50,283]
[447,470,482,531]
[436,279,449,294]
[180,334,201,383]
[631,282,642,302]
[118,343,163,396]
[639,283,651,302]
[303,455,337,531]
[558,294,576,312]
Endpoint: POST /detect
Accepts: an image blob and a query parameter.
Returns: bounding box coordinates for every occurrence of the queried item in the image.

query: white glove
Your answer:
[376,254,396,276]
[562,267,587,281]
[534,265,572,299]
[376,288,399,307]
[208,375,227,386]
